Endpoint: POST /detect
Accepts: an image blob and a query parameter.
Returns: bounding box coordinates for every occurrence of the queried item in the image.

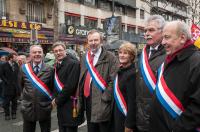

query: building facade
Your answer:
[0,0,54,53]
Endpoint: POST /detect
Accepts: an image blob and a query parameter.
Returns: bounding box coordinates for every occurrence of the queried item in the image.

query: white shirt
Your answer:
[91,47,102,66]
[33,62,42,72]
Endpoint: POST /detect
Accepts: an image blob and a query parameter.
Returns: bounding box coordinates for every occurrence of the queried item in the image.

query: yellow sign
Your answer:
[0,19,42,30]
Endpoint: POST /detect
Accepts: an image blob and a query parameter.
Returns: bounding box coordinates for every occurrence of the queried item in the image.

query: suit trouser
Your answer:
[23,118,51,132]
[87,121,111,132]
[58,125,77,132]
[3,95,17,116]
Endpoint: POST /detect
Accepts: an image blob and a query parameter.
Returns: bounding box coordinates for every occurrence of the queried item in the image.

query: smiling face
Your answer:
[162,22,186,55]
[30,45,44,64]
[118,49,132,67]
[144,20,163,47]
[53,45,66,62]
[87,32,102,53]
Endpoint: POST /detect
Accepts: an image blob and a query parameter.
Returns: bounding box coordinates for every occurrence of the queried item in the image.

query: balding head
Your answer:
[162,21,192,55]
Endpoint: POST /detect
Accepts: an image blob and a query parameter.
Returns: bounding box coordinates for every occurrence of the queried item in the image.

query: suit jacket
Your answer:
[136,44,166,131]
[1,61,20,96]
[21,61,53,122]
[79,47,119,122]
[150,45,200,132]
[54,56,84,126]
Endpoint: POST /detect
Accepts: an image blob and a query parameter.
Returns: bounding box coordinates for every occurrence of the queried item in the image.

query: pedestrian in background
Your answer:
[136,15,166,132]
[1,53,20,120]
[78,29,119,132]
[21,45,53,132]
[112,42,137,132]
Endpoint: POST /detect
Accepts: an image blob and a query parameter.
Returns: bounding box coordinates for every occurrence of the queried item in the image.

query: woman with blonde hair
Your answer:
[112,42,137,132]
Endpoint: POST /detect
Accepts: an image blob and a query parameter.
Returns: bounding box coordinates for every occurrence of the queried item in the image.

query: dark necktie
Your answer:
[149,49,156,59]
[84,54,95,97]
[34,65,39,75]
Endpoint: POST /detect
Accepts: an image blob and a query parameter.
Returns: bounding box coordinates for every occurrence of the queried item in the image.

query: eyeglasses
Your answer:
[53,49,65,53]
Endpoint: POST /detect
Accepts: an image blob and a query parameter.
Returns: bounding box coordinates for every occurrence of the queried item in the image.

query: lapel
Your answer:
[30,61,46,77]
[149,45,165,60]
[95,47,108,66]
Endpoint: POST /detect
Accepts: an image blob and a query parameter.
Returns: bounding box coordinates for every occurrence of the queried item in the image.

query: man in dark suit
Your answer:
[52,42,83,132]
[21,45,53,132]
[1,53,20,120]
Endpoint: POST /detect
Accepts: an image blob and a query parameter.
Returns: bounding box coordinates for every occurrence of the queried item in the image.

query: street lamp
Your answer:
[112,0,115,17]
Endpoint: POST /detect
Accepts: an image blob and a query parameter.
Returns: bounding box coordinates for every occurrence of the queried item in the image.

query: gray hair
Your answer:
[29,45,43,53]
[175,21,192,40]
[145,15,166,30]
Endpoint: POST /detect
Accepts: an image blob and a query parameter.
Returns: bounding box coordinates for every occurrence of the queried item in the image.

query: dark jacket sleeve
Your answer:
[125,72,136,129]
[173,63,200,132]
[55,61,80,107]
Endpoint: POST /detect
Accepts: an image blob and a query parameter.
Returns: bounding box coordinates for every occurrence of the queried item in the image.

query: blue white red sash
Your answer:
[22,64,52,100]
[156,63,185,118]
[140,46,157,94]
[85,51,107,92]
[114,75,127,116]
[54,67,64,93]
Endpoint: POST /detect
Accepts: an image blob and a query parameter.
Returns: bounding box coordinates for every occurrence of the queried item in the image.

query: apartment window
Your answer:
[66,0,81,3]
[127,26,136,34]
[65,13,80,26]
[0,0,6,18]
[99,0,111,11]
[84,0,96,7]
[27,2,45,23]
[115,4,125,15]
[140,9,145,19]
[85,16,97,28]
[126,7,136,18]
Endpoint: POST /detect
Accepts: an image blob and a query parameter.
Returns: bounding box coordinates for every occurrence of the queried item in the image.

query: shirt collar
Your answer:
[33,62,42,69]
[91,47,102,58]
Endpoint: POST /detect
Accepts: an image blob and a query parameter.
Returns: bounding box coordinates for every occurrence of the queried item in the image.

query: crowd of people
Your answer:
[0,14,200,132]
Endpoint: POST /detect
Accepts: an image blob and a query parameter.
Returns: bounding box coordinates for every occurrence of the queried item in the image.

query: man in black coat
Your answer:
[21,45,53,132]
[1,53,20,120]
[136,15,166,132]
[150,21,200,132]
[52,42,83,132]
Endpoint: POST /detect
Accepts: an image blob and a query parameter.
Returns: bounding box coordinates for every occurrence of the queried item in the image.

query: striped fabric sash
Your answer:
[85,51,107,92]
[54,67,64,93]
[156,63,185,118]
[140,46,157,94]
[114,75,127,116]
[22,64,52,100]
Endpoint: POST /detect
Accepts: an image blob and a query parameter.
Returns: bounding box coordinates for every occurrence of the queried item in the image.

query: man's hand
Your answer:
[51,98,57,109]
[125,127,133,132]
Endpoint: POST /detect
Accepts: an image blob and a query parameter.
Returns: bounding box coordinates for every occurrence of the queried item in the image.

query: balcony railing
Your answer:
[26,15,46,23]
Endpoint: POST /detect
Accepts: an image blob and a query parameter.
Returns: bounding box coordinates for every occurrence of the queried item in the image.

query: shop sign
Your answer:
[0,19,42,30]
[66,25,105,37]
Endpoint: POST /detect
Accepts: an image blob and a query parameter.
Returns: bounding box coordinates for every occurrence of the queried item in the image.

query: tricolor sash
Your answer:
[156,63,185,118]
[22,64,52,100]
[54,67,64,93]
[140,46,157,94]
[114,75,127,116]
[85,51,107,92]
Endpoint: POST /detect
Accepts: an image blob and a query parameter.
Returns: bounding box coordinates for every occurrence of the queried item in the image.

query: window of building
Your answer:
[122,24,125,32]
[65,13,80,26]
[99,0,111,11]
[138,27,145,36]
[0,0,6,18]
[84,0,96,7]
[66,0,81,3]
[27,2,45,23]
[126,7,136,18]
[140,9,145,19]
[127,26,136,34]
[84,16,97,28]
[115,4,125,15]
